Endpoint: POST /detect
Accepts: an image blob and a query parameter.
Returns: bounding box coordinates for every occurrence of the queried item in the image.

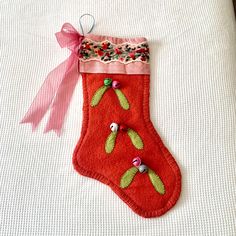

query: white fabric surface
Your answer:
[1,0,236,235]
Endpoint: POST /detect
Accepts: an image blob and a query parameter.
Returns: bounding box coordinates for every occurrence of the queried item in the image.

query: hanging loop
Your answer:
[79,13,95,35]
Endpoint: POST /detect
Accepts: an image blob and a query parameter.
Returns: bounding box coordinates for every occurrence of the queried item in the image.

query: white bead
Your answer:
[138,164,148,173]
[110,122,119,132]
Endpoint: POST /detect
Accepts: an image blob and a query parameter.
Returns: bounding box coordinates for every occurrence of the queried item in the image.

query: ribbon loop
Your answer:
[79,13,95,35]
[20,20,94,136]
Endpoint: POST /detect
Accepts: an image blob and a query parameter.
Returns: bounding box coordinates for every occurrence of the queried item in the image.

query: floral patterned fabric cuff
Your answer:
[79,34,150,75]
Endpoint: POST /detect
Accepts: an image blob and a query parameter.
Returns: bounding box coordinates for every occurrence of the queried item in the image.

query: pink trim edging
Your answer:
[85,34,147,44]
[80,60,150,75]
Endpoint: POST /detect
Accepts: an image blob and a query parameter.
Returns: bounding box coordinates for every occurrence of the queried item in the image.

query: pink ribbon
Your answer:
[21,23,84,136]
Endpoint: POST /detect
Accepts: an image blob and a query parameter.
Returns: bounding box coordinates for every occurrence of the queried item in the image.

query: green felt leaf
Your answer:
[114,89,130,110]
[127,129,144,149]
[148,168,165,195]
[91,85,109,107]
[120,167,138,188]
[105,131,117,154]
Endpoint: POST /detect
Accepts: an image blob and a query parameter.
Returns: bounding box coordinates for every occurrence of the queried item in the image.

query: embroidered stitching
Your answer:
[79,39,150,64]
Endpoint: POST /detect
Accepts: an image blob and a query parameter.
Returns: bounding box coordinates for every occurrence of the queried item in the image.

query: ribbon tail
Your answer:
[43,56,79,136]
[20,55,75,132]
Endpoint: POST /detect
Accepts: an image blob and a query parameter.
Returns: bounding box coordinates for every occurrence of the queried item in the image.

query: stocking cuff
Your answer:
[79,34,150,75]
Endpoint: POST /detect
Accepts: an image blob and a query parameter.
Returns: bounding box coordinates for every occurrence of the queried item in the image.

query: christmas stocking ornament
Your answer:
[21,14,181,218]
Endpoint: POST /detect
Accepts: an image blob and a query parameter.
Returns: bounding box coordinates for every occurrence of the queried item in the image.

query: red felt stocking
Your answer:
[73,35,181,218]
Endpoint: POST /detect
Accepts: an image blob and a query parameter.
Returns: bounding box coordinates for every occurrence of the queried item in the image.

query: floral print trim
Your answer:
[79,39,150,64]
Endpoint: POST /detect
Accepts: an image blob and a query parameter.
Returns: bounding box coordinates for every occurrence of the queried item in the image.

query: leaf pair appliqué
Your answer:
[91,86,129,110]
[105,128,143,154]
[120,167,165,195]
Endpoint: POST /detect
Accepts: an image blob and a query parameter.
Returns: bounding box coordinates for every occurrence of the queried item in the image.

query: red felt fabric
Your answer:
[73,73,181,218]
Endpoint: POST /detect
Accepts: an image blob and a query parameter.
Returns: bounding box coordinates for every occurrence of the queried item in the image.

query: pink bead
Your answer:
[112,80,121,89]
[132,157,142,167]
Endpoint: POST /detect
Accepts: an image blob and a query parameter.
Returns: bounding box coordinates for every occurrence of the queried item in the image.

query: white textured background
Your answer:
[1,0,236,235]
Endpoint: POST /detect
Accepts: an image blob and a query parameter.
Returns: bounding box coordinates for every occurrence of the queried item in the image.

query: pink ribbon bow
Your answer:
[21,23,84,136]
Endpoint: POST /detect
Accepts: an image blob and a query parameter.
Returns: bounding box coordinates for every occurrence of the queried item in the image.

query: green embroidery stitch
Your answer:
[114,89,130,110]
[105,131,117,154]
[91,85,109,107]
[148,168,165,195]
[127,129,144,149]
[120,167,138,188]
